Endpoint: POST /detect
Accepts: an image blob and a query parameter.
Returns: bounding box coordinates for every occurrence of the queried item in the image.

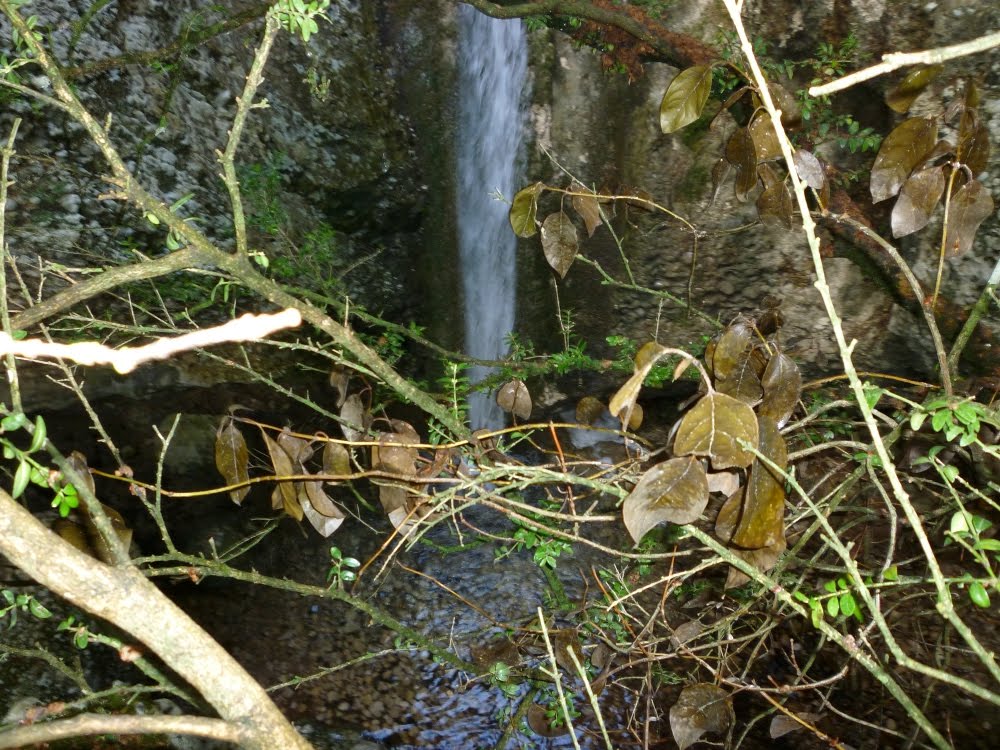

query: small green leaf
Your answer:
[826,596,840,618]
[884,565,898,581]
[839,592,857,617]
[74,631,89,649]
[12,459,31,499]
[823,580,837,594]
[28,415,46,453]
[28,598,51,619]
[969,581,991,608]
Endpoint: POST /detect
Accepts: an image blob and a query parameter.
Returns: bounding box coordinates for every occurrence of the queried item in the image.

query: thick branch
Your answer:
[459,0,717,67]
[0,713,242,749]
[9,246,203,333]
[0,491,313,750]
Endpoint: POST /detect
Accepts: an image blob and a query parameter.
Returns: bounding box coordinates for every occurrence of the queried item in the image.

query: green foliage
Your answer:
[57,614,93,650]
[488,660,521,699]
[326,546,361,589]
[1,589,53,628]
[272,0,329,43]
[239,153,289,235]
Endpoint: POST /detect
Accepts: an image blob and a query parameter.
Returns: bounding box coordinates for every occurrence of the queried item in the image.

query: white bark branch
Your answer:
[809,30,1000,97]
[0,309,301,373]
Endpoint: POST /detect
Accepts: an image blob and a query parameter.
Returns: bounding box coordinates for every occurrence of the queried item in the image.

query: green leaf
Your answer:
[823,580,837,594]
[28,598,51,619]
[969,581,991,608]
[839,592,857,617]
[884,565,898,582]
[810,599,823,628]
[659,65,713,134]
[885,64,942,113]
[509,182,544,238]
[826,596,840,618]
[28,416,46,453]
[12,459,31,499]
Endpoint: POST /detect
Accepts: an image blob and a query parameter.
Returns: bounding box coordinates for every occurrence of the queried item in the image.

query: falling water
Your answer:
[455,7,528,430]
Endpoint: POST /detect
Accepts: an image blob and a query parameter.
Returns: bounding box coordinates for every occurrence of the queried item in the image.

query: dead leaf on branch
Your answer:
[725,533,786,588]
[870,117,937,203]
[540,211,579,278]
[674,392,758,470]
[339,393,369,443]
[322,439,351,477]
[215,416,250,505]
[748,111,781,163]
[571,183,603,237]
[670,683,733,750]
[943,179,994,257]
[497,379,532,420]
[732,416,787,550]
[891,166,945,238]
[623,457,709,544]
[261,430,302,521]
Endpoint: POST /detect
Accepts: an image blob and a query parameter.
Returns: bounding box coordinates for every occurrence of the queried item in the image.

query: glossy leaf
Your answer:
[215,417,250,505]
[891,166,945,237]
[670,683,733,750]
[758,351,801,427]
[12,459,30,500]
[757,176,793,229]
[943,179,994,257]
[571,184,603,237]
[674,392,759,470]
[510,182,544,238]
[726,127,757,202]
[711,321,752,382]
[623,457,709,544]
[716,349,763,405]
[870,117,937,203]
[957,110,990,175]
[792,149,825,190]
[732,417,787,549]
[885,64,942,113]
[748,111,781,162]
[715,486,743,543]
[659,65,713,134]
[540,211,579,278]
[497,379,532,420]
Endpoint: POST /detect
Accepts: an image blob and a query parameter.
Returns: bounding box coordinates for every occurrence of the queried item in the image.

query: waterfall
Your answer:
[455,7,528,430]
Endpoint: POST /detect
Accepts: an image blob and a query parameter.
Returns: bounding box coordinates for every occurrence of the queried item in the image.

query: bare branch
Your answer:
[809,30,1000,97]
[0,713,242,749]
[0,308,302,373]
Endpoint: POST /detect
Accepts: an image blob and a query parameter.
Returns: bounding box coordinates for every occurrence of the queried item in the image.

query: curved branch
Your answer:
[0,491,313,750]
[0,713,242,749]
[458,0,717,67]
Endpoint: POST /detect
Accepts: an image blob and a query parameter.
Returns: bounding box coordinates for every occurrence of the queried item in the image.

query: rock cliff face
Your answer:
[3,0,997,389]
[520,0,1000,379]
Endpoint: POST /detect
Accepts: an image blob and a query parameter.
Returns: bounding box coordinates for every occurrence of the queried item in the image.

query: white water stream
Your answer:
[456,7,528,430]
